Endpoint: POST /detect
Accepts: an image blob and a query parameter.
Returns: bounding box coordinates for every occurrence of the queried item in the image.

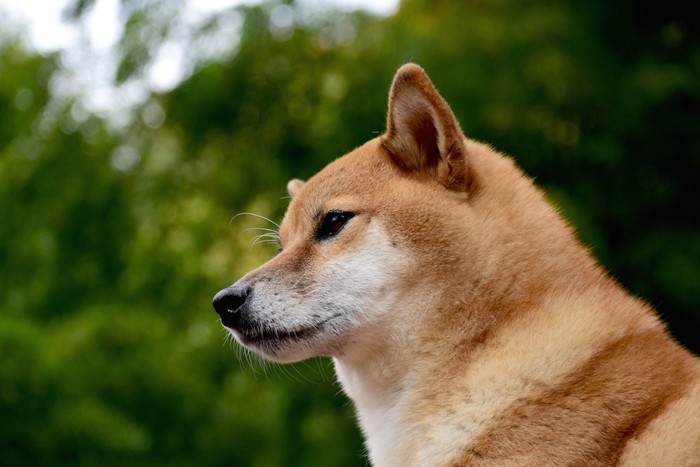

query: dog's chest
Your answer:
[334,359,464,466]
[332,359,403,459]
[336,365,412,465]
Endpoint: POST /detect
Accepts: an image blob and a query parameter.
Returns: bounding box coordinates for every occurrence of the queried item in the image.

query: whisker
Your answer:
[291,269,311,289]
[251,232,280,241]
[251,233,281,247]
[243,227,279,234]
[231,212,280,228]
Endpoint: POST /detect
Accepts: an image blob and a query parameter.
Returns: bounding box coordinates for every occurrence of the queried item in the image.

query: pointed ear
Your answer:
[381,64,472,192]
[287,178,306,198]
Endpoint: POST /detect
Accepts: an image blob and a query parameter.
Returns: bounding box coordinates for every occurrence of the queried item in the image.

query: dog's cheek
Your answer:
[317,222,410,322]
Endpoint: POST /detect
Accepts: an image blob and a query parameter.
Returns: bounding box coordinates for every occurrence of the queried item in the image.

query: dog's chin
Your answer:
[228,323,336,364]
[255,344,317,364]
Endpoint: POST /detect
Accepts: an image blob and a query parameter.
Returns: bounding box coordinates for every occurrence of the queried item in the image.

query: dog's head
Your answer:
[213,64,516,363]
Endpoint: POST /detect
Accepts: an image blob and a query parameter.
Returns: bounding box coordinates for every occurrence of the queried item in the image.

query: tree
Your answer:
[1,0,697,465]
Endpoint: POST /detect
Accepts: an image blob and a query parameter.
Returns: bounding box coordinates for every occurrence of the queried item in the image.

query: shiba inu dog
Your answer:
[213,64,700,466]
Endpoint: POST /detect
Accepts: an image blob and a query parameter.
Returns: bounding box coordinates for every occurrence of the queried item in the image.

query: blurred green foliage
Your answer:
[1,0,698,465]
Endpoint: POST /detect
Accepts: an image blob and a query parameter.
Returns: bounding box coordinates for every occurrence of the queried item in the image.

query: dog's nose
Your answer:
[212,285,250,328]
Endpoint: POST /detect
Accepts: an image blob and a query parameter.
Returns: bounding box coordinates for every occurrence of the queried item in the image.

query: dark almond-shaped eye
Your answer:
[316,211,355,240]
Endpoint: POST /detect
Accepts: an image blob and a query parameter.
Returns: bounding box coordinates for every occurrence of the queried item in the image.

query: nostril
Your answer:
[212,285,250,318]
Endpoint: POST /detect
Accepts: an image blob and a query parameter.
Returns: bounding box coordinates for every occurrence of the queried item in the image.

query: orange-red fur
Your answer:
[221,64,700,466]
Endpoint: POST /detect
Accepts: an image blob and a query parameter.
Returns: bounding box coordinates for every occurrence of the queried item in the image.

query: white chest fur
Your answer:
[334,358,415,467]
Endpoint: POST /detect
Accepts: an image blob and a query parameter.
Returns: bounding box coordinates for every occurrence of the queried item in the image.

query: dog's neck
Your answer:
[332,292,487,466]
[332,252,609,467]
[334,342,417,467]
[332,281,649,467]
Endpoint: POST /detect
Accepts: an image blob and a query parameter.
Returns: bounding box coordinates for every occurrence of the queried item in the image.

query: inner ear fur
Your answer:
[381,64,472,192]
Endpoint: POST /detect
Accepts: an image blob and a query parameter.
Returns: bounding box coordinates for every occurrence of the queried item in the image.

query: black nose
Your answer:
[212,285,250,329]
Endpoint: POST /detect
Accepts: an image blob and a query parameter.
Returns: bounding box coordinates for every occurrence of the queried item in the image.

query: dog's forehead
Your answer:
[280,139,390,237]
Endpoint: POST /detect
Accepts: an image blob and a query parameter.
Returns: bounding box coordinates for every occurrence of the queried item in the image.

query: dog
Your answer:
[213,64,700,466]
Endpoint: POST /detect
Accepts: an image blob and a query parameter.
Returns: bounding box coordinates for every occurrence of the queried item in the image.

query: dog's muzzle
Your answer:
[212,285,250,330]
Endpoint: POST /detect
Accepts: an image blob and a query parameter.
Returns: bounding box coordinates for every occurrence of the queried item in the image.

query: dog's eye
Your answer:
[317,211,355,240]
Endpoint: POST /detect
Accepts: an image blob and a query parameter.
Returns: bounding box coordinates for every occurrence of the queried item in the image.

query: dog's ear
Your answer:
[381,64,472,192]
[287,178,306,198]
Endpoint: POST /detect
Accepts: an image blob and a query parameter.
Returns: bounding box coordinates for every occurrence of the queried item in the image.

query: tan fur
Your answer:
[218,64,700,466]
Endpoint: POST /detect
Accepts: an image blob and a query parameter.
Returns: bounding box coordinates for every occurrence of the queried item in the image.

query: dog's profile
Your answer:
[213,64,700,466]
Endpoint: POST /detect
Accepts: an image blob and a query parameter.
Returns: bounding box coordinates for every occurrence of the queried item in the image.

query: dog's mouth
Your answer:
[233,324,315,346]
[226,313,341,348]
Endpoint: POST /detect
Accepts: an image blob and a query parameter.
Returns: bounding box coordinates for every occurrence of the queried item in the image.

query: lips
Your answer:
[233,324,315,345]
[224,313,341,347]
